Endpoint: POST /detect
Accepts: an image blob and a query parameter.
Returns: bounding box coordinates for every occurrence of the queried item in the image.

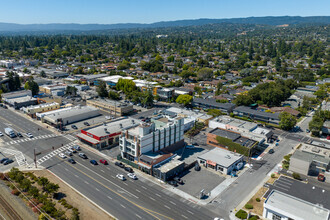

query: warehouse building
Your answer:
[42,106,100,128]
[86,99,133,116]
[3,90,37,109]
[23,102,60,117]
[197,148,243,175]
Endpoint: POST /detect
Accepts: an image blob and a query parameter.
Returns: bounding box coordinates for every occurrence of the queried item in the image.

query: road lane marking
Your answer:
[181,214,188,219]
[123,182,128,186]
[149,197,156,201]
[74,175,79,178]
[165,205,171,209]
[136,189,141,193]
[95,188,100,192]
[135,214,142,219]
[156,193,161,197]
[84,181,89,185]
[65,168,69,171]
[120,204,126,209]
[100,170,105,173]
[107,196,113,200]
[170,201,176,205]
[141,186,147,190]
[64,161,173,220]
[187,210,193,214]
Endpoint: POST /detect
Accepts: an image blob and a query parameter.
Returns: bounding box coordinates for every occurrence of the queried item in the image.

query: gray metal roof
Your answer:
[233,106,280,120]
[197,147,243,168]
[193,98,236,110]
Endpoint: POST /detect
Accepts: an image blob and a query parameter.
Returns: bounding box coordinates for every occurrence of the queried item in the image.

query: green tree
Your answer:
[176,94,193,106]
[65,86,77,96]
[197,68,213,80]
[24,79,39,96]
[314,86,327,99]
[37,177,49,188]
[116,78,137,94]
[275,56,281,71]
[141,90,154,108]
[279,112,297,131]
[96,81,108,97]
[0,89,2,102]
[40,70,46,77]
[108,90,120,100]
[207,109,223,117]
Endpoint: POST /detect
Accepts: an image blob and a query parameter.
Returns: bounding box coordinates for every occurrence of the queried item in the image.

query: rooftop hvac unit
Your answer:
[120,123,123,128]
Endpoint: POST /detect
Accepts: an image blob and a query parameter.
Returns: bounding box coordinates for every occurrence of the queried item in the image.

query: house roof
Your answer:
[234,106,280,120]
[193,98,236,111]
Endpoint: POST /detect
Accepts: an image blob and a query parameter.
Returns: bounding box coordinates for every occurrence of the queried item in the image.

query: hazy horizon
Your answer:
[0,0,329,24]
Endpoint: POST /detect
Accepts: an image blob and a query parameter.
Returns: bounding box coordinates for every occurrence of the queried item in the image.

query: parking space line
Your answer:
[136,189,141,193]
[149,197,156,201]
[181,214,188,219]
[107,196,113,200]
[187,210,193,214]
[135,214,142,219]
[170,201,176,205]
[156,193,161,197]
[95,188,100,192]
[164,205,171,209]
[141,186,147,190]
[120,204,126,209]
[84,181,89,185]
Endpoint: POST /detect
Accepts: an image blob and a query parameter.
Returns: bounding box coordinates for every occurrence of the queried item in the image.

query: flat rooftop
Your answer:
[45,106,99,120]
[265,190,330,220]
[158,158,184,173]
[265,176,330,210]
[210,128,258,148]
[198,148,243,168]
[88,98,132,108]
[7,96,36,103]
[83,118,139,137]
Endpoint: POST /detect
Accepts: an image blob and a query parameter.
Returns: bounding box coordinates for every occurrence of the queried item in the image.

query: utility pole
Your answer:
[34,149,37,168]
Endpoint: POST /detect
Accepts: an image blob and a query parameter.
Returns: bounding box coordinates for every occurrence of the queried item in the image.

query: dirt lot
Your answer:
[33,170,114,220]
[245,186,268,217]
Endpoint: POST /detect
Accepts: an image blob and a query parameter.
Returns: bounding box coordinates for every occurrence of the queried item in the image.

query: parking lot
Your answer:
[176,168,226,198]
[64,114,114,132]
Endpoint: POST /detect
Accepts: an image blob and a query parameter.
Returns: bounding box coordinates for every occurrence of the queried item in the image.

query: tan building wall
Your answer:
[26,102,61,115]
[86,99,133,116]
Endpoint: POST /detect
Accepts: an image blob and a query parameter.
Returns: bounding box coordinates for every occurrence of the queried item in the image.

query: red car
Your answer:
[99,159,108,165]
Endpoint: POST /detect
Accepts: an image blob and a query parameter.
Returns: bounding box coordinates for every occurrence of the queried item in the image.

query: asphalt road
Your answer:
[0,108,220,220]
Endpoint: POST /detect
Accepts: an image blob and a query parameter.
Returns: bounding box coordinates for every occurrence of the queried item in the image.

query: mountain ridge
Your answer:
[0,16,329,32]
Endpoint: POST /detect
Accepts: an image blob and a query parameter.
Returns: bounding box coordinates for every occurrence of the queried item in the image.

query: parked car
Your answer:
[192,142,199,146]
[116,174,126,181]
[269,149,275,154]
[115,162,125,168]
[124,167,134,173]
[71,125,78,129]
[84,122,90,126]
[2,105,7,109]
[0,158,9,164]
[58,153,66,159]
[173,177,184,184]
[127,173,137,180]
[3,159,13,165]
[306,129,310,133]
[90,160,98,165]
[73,145,81,151]
[17,132,23,137]
[99,159,108,165]
[0,132,3,137]
[68,158,76,164]
[79,153,87,159]
[168,180,178,187]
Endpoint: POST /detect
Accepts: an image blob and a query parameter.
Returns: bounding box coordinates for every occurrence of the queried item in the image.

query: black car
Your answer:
[194,163,201,171]
[0,158,9,164]
[68,158,76,164]
[90,160,98,165]
[84,122,90,126]
[168,180,178,187]
[17,132,23,137]
[115,162,125,168]
[71,125,78,129]
[124,167,134,173]
[3,159,13,165]
[3,105,7,109]
[269,149,275,154]
[192,142,199,146]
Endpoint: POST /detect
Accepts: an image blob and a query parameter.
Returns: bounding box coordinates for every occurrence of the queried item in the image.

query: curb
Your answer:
[47,169,117,220]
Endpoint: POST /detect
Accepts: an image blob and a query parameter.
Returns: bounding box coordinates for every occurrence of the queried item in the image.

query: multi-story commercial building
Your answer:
[290,143,330,176]
[119,116,184,161]
[86,99,133,116]
[39,83,67,94]
[156,88,175,101]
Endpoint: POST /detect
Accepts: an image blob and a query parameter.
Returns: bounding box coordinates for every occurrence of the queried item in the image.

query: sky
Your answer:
[0,0,329,24]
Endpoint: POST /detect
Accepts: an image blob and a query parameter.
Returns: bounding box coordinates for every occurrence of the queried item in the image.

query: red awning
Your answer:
[207,160,216,166]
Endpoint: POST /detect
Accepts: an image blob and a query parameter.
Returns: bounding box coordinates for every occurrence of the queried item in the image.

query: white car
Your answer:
[116,174,126,181]
[58,153,66,159]
[127,173,137,180]
[0,132,3,137]
[26,133,33,138]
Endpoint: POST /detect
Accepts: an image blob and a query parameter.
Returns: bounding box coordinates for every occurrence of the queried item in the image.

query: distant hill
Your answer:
[0,16,329,32]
